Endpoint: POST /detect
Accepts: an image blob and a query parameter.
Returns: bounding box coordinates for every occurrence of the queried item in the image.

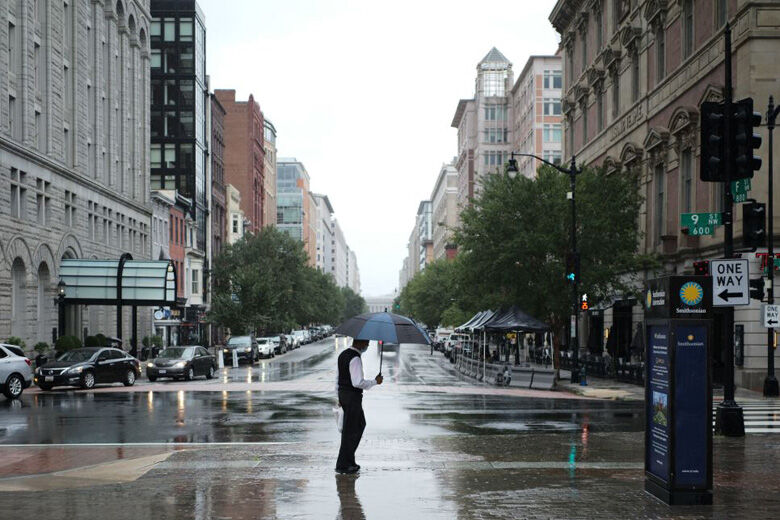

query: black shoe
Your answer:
[335,465,360,474]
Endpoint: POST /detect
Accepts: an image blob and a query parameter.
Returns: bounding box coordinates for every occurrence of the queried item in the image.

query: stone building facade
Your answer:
[0,0,152,348]
[550,0,780,390]
[451,48,515,213]
[430,161,458,261]
[263,119,277,228]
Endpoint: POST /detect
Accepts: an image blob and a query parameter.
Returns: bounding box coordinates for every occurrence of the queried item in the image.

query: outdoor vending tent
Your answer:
[58,255,177,354]
[482,305,550,333]
[455,311,489,333]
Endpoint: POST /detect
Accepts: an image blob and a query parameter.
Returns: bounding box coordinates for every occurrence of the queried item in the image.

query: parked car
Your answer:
[285,334,299,349]
[146,346,216,381]
[256,338,275,359]
[292,330,308,346]
[0,344,34,399]
[35,347,140,390]
[270,336,287,355]
[223,336,258,364]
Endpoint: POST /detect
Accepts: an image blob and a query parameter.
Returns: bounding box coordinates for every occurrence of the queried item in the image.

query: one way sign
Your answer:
[711,259,750,306]
[763,304,780,328]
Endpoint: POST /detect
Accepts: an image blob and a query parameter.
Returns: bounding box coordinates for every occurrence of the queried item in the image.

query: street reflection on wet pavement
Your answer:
[0,344,778,519]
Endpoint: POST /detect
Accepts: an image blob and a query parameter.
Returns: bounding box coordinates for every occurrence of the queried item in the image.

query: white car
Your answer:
[256,338,275,359]
[0,344,34,399]
[285,334,299,349]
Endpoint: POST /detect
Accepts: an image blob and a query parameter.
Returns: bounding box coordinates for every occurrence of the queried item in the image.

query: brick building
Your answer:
[550,0,780,390]
[263,119,277,228]
[215,89,265,234]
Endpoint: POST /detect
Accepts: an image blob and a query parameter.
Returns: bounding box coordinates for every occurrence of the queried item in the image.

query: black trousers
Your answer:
[337,389,366,469]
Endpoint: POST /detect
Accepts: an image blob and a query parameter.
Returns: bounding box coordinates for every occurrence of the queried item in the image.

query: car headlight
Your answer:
[66,366,84,374]
[147,362,155,368]
[174,361,186,368]
[245,347,252,352]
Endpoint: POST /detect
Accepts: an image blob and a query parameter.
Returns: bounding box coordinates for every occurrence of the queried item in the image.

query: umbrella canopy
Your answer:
[335,312,432,345]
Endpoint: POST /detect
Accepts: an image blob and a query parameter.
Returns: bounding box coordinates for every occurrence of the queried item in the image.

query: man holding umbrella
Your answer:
[334,311,432,474]
[335,338,382,474]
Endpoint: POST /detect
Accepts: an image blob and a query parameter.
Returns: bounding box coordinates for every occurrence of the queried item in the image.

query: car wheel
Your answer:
[186,367,194,381]
[206,365,215,379]
[123,369,136,387]
[3,374,24,399]
[80,371,96,390]
[148,375,157,382]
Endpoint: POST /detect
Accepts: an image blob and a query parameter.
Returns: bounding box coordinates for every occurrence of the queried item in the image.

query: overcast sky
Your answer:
[199,0,561,297]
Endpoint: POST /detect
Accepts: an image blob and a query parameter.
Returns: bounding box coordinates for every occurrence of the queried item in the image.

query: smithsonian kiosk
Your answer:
[644,275,713,505]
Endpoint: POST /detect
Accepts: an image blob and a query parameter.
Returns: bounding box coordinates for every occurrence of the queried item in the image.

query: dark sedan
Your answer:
[146,346,216,382]
[35,347,141,390]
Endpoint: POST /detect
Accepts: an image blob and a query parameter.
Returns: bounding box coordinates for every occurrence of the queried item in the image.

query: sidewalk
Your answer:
[557,369,774,403]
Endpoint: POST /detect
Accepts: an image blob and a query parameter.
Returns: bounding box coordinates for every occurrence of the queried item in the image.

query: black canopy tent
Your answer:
[482,305,550,333]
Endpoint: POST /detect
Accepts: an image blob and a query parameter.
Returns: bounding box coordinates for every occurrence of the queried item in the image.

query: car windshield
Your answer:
[57,349,96,362]
[158,347,192,359]
[258,339,269,344]
[228,337,251,346]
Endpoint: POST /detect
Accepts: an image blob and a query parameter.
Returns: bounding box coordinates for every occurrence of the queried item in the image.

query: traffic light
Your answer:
[749,277,765,301]
[693,260,710,276]
[743,201,766,249]
[700,102,726,181]
[565,252,579,284]
[733,98,762,180]
[580,294,589,311]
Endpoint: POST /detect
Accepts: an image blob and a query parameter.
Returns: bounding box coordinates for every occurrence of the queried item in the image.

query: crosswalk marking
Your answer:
[711,401,780,434]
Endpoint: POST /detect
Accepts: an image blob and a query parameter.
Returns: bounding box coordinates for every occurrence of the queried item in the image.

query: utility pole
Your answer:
[765,96,780,397]
[714,23,745,436]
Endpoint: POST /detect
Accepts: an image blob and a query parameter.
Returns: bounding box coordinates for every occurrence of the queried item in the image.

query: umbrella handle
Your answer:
[379,342,383,375]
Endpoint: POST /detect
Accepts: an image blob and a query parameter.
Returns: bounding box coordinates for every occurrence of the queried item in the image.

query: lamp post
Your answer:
[507,152,583,384]
[56,279,67,338]
[764,96,780,397]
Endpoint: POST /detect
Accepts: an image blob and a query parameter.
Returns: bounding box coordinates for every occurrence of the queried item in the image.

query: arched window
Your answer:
[37,263,50,342]
[11,258,26,338]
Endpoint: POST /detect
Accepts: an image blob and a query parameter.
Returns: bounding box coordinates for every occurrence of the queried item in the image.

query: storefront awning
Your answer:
[60,258,177,306]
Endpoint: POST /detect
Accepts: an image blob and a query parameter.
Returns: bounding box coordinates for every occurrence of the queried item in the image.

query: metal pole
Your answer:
[765,96,780,397]
[58,296,65,337]
[570,156,582,384]
[715,23,745,436]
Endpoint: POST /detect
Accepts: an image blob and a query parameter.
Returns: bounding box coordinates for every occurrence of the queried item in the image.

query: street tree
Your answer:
[399,259,460,327]
[340,286,366,322]
[455,164,656,337]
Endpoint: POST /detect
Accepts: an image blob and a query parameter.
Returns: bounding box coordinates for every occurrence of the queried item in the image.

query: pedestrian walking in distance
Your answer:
[336,338,382,474]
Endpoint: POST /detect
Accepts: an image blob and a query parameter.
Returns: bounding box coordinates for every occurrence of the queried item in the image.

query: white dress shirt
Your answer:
[335,347,377,392]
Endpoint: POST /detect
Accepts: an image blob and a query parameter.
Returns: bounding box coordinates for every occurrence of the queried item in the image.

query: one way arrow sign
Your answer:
[763,304,780,328]
[711,259,750,307]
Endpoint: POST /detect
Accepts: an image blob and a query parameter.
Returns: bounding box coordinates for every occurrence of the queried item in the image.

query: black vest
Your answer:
[338,348,362,393]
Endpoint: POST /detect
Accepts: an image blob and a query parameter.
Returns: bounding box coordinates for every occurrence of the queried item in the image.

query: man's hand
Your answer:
[375,374,383,385]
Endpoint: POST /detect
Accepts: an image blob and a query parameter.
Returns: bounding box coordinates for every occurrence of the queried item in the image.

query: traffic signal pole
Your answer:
[714,24,746,436]
[765,97,780,397]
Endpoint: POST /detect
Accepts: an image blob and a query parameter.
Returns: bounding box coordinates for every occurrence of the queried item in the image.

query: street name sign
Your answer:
[732,178,751,203]
[711,259,750,306]
[680,212,722,236]
[762,304,780,328]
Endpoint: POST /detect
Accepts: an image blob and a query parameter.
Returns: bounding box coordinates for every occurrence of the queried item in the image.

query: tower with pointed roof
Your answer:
[451,48,515,217]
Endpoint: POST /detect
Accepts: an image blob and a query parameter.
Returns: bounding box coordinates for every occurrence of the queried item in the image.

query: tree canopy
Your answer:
[209,227,364,334]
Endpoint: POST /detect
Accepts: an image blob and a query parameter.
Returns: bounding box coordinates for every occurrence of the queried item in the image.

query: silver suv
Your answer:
[0,344,34,399]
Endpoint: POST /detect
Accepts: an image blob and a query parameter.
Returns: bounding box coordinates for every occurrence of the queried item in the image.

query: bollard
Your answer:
[217,349,224,369]
[232,349,239,368]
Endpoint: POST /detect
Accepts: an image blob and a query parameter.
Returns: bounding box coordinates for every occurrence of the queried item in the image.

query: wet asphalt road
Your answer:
[1,343,779,519]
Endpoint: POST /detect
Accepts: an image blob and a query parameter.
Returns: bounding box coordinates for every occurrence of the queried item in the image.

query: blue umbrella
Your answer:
[335,312,431,373]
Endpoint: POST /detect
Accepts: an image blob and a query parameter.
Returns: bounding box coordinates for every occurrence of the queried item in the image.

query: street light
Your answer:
[507,152,584,384]
[56,279,67,338]
[764,96,780,397]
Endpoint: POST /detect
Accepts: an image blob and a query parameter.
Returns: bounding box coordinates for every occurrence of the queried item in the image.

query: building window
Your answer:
[8,95,18,139]
[715,0,727,28]
[544,98,561,115]
[64,190,75,227]
[10,168,26,219]
[232,216,239,234]
[567,45,575,85]
[483,128,507,143]
[544,124,562,142]
[581,30,588,72]
[655,164,665,244]
[11,258,25,338]
[631,52,640,102]
[35,179,50,225]
[191,269,199,295]
[596,8,603,49]
[612,73,620,119]
[681,149,693,213]
[596,90,604,131]
[682,0,694,59]
[567,117,575,155]
[582,104,588,142]
[543,70,562,89]
[543,151,563,166]
[613,0,629,31]
[656,27,666,83]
